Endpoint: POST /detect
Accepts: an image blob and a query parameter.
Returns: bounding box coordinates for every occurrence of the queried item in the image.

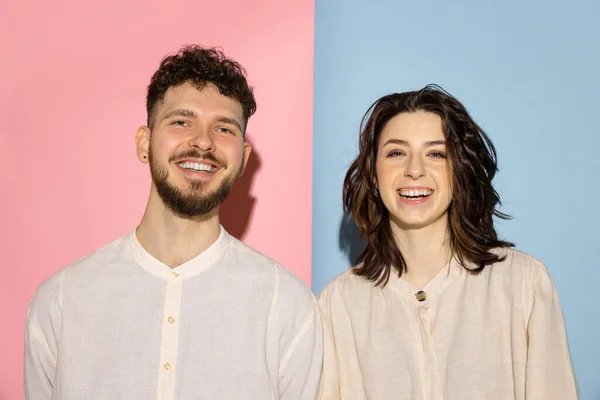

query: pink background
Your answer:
[0,0,314,398]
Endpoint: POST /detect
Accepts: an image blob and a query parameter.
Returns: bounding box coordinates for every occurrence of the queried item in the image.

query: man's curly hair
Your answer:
[146,45,257,131]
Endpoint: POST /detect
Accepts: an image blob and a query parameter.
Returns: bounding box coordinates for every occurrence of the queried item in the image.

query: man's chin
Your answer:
[154,178,235,218]
[161,193,222,218]
[170,177,214,192]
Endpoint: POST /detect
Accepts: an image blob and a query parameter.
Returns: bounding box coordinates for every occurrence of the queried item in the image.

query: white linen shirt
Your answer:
[25,226,322,400]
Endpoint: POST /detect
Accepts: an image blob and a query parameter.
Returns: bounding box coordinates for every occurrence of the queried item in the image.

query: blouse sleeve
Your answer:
[525,261,579,400]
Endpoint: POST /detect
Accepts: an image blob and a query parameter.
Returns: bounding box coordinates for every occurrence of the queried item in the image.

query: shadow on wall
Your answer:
[338,212,367,268]
[220,136,261,240]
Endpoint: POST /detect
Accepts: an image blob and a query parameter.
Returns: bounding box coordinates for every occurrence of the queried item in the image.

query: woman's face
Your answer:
[375,111,453,231]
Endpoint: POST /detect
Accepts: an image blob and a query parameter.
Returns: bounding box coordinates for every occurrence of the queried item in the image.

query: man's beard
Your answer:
[149,147,242,218]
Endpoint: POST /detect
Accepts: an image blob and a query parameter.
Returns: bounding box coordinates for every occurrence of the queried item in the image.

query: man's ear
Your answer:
[239,141,252,176]
[135,126,151,163]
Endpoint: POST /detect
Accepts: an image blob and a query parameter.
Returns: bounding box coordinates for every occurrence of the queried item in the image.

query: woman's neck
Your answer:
[390,214,452,289]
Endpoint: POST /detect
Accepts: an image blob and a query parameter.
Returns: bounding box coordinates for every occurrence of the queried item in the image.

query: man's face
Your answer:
[137,81,251,217]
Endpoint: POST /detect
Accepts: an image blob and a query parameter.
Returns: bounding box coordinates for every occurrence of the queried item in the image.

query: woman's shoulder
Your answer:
[489,247,547,272]
[483,247,554,291]
[317,264,378,303]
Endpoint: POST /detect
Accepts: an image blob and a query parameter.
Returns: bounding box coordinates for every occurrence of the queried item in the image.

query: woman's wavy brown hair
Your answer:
[344,84,513,287]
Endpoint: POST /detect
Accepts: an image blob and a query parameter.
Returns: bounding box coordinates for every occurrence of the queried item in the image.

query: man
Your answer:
[24,45,322,399]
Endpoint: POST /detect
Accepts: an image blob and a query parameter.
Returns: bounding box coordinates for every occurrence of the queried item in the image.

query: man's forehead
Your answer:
[158,83,243,121]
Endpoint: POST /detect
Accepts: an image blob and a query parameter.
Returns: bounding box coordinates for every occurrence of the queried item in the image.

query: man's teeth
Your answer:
[399,189,433,198]
[178,162,215,172]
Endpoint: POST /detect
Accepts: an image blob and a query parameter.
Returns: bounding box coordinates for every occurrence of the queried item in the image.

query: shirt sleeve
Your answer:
[525,261,579,400]
[24,272,63,400]
[270,266,324,400]
[316,289,341,400]
[278,305,323,400]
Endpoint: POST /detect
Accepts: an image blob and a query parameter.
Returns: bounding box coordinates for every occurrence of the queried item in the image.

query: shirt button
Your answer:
[164,362,172,370]
[167,316,175,324]
[172,271,179,278]
[415,291,427,302]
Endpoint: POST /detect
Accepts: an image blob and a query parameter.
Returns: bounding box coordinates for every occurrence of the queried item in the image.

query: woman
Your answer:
[317,85,578,399]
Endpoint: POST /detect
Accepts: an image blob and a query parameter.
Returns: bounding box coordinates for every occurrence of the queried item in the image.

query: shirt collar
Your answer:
[387,258,463,304]
[128,225,230,280]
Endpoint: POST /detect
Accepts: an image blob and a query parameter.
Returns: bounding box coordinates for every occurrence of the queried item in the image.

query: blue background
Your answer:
[312,0,600,398]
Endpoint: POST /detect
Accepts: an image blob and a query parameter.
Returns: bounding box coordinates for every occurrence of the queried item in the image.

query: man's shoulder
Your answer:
[63,233,131,276]
[27,233,129,322]
[226,235,316,303]
[35,233,130,293]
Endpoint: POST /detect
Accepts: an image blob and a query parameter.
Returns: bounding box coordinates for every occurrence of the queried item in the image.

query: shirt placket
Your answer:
[157,270,183,400]
[413,292,442,400]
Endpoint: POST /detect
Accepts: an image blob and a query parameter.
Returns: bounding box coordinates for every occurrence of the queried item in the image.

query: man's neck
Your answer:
[136,190,221,268]
[391,215,452,289]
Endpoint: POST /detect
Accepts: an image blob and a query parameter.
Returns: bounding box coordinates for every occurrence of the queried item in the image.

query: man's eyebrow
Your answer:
[163,109,197,120]
[216,115,243,132]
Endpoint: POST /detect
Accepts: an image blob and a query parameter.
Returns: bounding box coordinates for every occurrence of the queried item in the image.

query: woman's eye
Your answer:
[429,151,446,159]
[387,150,405,157]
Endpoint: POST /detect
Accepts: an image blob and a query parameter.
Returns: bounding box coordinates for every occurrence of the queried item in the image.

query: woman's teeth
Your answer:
[398,189,432,199]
